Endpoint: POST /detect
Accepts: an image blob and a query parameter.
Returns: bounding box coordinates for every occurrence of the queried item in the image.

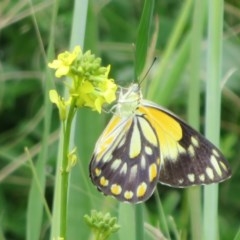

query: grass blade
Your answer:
[26,0,57,239]
[203,0,224,239]
[148,0,193,101]
[135,0,155,79]
[187,0,205,239]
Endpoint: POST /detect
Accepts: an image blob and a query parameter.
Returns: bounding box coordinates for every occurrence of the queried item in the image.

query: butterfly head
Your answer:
[115,83,142,117]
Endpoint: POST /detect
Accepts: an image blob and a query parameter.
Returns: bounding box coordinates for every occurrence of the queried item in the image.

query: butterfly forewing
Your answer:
[140,101,232,187]
[90,113,161,203]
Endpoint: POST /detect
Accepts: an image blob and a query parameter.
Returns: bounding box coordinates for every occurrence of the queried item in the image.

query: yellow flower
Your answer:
[48,46,81,78]
[49,90,71,120]
[49,46,117,114]
[74,81,94,108]
[98,78,118,104]
[73,79,117,113]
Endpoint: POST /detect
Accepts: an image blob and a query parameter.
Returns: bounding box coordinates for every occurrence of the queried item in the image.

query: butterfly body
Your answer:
[90,84,231,203]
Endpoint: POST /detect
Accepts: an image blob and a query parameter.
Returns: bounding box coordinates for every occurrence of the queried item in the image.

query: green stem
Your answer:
[154,191,170,239]
[135,204,144,240]
[60,100,76,239]
[203,0,223,239]
[187,0,205,239]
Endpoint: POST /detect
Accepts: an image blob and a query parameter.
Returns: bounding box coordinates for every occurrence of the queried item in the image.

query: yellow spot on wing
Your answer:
[137,182,147,198]
[95,168,101,176]
[124,191,134,200]
[149,163,158,182]
[138,117,158,146]
[206,167,214,180]
[219,161,227,171]
[111,159,122,171]
[102,152,112,163]
[199,174,205,181]
[188,145,195,157]
[188,173,195,182]
[191,136,199,147]
[111,184,122,195]
[210,155,222,177]
[100,176,109,186]
[129,165,138,182]
[129,121,141,158]
[212,149,220,157]
[145,146,153,155]
[178,179,184,184]
[120,162,127,175]
[141,156,146,169]
[177,144,186,154]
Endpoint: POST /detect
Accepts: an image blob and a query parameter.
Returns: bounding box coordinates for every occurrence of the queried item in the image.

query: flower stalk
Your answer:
[48,46,117,239]
[60,100,76,238]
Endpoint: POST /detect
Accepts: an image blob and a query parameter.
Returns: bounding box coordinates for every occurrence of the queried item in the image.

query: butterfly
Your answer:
[89,83,232,203]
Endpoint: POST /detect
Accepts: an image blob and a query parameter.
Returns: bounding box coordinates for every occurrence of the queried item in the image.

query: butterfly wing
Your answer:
[90,82,231,204]
[140,100,232,187]
[90,113,161,203]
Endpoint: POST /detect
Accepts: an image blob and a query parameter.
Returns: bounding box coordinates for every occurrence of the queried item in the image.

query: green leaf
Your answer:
[135,0,155,79]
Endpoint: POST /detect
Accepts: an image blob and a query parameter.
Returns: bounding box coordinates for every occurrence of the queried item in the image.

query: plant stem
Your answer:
[203,0,223,239]
[154,191,171,240]
[60,100,76,239]
[135,204,144,240]
[187,0,205,239]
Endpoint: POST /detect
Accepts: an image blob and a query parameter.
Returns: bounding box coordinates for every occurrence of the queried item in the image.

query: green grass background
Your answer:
[0,0,240,239]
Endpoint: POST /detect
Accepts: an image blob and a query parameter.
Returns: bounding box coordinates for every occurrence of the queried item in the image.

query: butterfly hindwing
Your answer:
[90,113,161,203]
[140,101,231,187]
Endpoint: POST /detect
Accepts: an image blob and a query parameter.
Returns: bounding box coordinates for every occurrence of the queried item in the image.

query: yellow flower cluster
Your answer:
[48,46,117,118]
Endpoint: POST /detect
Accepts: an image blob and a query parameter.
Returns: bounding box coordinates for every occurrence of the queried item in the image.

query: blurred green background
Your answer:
[0,0,240,239]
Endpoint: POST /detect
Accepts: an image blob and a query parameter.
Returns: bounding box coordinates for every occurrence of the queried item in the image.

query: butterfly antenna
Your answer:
[139,57,157,86]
